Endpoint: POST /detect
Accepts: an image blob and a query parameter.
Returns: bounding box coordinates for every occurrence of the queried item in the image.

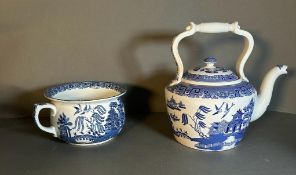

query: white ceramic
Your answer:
[34,81,126,145]
[165,22,288,151]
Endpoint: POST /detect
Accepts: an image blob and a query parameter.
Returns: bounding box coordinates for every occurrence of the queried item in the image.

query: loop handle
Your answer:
[170,22,254,86]
[33,103,57,137]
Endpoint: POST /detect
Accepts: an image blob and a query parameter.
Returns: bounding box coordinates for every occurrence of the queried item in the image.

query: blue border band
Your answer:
[166,81,256,99]
[45,81,126,99]
[183,72,239,82]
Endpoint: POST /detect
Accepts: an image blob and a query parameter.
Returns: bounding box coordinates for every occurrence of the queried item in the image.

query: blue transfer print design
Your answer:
[184,57,240,82]
[188,105,211,138]
[46,81,126,100]
[213,102,235,118]
[57,100,125,144]
[104,101,125,134]
[57,113,73,139]
[192,67,229,73]
[172,127,191,140]
[169,113,180,122]
[183,72,239,82]
[167,81,256,99]
[172,99,255,151]
[204,57,217,63]
[182,114,188,125]
[166,97,186,111]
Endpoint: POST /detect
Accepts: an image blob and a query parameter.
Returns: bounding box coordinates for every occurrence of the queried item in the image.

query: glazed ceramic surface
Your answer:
[34,81,126,145]
[165,22,288,151]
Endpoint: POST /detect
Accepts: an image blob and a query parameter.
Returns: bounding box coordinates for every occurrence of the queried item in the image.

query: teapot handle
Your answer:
[171,22,254,86]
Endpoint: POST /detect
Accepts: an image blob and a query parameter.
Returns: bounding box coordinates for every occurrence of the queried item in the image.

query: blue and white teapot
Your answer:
[165,22,288,151]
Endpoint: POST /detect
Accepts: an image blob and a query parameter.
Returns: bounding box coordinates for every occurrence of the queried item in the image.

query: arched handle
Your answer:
[33,103,57,137]
[170,22,254,86]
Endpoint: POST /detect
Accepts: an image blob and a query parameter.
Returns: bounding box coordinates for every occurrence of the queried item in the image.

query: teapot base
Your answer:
[174,135,241,151]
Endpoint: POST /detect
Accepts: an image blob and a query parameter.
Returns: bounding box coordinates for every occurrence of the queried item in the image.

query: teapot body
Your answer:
[166,22,288,151]
[165,81,257,151]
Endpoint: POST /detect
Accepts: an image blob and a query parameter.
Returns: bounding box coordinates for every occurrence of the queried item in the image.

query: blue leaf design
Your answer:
[182,114,188,125]
[57,113,72,126]
[95,105,107,115]
[199,106,211,113]
[195,112,205,120]
[198,121,206,128]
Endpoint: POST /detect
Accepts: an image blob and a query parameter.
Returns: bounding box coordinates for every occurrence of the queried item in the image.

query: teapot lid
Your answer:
[182,57,241,86]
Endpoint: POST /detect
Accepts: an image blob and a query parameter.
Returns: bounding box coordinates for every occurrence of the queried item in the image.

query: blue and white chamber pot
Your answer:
[34,81,126,146]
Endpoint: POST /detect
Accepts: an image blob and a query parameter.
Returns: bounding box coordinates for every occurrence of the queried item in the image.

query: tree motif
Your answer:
[86,112,105,135]
[117,100,125,127]
[73,104,107,136]
[57,113,72,138]
[186,105,211,138]
[104,101,124,133]
[104,102,119,132]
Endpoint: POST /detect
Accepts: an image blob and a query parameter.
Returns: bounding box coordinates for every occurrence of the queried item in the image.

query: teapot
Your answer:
[165,22,288,151]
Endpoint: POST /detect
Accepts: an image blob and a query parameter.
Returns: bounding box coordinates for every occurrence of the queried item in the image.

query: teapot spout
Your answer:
[251,65,288,122]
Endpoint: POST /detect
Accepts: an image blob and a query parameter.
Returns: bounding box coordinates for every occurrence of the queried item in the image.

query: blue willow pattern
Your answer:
[57,100,125,144]
[171,99,255,151]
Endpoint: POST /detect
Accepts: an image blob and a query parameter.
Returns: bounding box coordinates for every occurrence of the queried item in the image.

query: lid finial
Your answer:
[204,57,217,68]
